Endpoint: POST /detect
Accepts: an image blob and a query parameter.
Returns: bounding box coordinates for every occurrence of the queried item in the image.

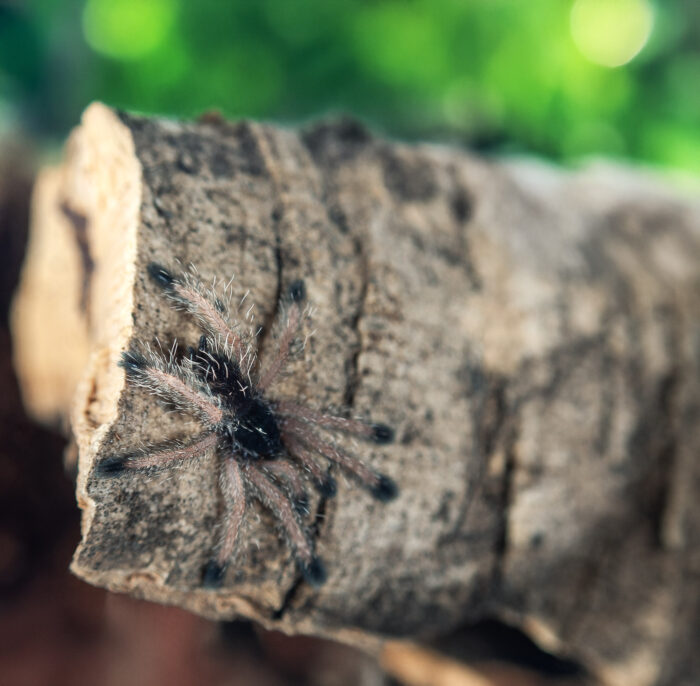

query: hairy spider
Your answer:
[97,263,397,588]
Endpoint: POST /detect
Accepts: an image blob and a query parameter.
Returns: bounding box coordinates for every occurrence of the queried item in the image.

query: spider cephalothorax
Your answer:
[98,263,397,588]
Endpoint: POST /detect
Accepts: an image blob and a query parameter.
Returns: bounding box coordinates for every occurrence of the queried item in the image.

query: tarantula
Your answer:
[98,263,397,588]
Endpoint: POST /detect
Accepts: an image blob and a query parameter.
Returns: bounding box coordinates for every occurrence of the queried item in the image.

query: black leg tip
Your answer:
[293,493,310,516]
[202,560,226,588]
[317,475,337,498]
[288,279,306,303]
[371,474,398,502]
[147,262,175,290]
[97,456,127,477]
[118,350,147,377]
[300,556,326,587]
[371,423,394,444]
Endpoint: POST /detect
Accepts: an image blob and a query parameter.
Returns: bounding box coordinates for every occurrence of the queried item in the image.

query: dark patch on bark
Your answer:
[446,167,481,289]
[122,111,268,182]
[628,369,680,542]
[231,121,269,177]
[209,147,236,178]
[340,233,369,411]
[490,427,518,596]
[399,220,481,289]
[327,205,350,234]
[477,374,509,460]
[439,363,508,547]
[381,147,438,202]
[450,186,474,224]
[174,133,204,175]
[301,117,373,167]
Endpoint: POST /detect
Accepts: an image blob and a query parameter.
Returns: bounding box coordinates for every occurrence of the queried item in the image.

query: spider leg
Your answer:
[281,429,337,498]
[148,263,246,359]
[245,463,326,587]
[283,419,398,502]
[262,458,311,515]
[120,350,223,427]
[275,400,394,444]
[256,280,306,392]
[203,456,247,588]
[97,432,218,476]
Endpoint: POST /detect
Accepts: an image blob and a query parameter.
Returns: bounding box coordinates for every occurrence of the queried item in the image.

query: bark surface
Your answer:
[12,103,700,686]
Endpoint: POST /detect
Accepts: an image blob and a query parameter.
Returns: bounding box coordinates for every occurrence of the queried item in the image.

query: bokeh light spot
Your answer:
[83,0,176,60]
[571,0,654,67]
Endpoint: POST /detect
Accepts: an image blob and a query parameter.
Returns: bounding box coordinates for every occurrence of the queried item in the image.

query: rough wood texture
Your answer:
[12,103,700,686]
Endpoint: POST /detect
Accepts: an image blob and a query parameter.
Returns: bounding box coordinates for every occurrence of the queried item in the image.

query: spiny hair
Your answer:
[98,262,397,588]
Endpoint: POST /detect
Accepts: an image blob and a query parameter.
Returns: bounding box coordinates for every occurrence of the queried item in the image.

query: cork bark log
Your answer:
[11,103,700,686]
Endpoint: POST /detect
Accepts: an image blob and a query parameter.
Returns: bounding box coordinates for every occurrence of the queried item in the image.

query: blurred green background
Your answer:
[0,0,698,172]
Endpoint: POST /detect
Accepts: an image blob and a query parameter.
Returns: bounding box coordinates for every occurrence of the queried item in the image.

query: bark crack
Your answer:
[489,419,519,599]
[60,200,94,319]
[272,148,371,619]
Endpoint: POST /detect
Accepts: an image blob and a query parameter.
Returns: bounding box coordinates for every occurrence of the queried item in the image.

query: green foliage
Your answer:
[1,0,698,172]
